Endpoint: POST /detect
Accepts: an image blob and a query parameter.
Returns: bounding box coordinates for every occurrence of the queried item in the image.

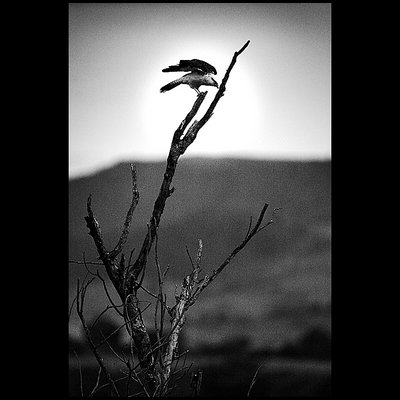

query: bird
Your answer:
[160,59,219,95]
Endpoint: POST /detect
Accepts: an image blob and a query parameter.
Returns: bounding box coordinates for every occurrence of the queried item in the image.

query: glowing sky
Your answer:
[69,3,331,178]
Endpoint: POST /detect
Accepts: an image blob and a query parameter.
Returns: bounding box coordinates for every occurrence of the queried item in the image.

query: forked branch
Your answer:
[128,40,252,283]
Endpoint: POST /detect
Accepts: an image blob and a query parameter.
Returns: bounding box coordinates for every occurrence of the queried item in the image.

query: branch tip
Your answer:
[238,40,251,55]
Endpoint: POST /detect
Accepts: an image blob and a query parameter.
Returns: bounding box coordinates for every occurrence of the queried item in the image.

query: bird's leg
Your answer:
[194,88,201,95]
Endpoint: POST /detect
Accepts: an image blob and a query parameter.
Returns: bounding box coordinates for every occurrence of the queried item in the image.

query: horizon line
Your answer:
[69,154,331,180]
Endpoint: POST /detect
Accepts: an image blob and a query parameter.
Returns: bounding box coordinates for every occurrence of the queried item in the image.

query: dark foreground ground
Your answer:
[69,325,331,397]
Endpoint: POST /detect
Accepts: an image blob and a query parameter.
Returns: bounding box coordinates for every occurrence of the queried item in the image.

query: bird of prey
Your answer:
[160,59,219,95]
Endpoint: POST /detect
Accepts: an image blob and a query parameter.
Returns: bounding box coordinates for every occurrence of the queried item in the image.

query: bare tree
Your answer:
[70,40,280,397]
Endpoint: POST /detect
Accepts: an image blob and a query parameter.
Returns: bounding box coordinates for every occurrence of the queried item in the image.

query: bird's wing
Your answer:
[162,59,217,75]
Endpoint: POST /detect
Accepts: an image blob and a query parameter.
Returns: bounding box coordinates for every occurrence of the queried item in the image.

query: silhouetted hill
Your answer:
[69,158,330,349]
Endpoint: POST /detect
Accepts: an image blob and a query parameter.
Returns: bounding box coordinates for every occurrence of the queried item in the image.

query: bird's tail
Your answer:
[160,79,182,93]
[162,66,181,73]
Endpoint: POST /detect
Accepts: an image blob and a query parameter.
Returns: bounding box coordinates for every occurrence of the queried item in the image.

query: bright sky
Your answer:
[69,3,331,178]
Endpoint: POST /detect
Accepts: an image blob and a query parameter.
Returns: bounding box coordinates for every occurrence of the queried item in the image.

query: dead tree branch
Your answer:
[154,202,280,395]
[84,168,158,390]
[191,203,269,298]
[80,40,254,395]
[109,164,140,259]
[159,239,204,393]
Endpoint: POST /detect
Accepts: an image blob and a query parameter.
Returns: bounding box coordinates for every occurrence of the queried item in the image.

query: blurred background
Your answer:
[69,3,331,397]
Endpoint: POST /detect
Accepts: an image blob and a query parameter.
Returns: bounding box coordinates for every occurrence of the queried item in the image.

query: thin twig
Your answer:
[128,248,135,267]
[95,319,132,352]
[132,368,151,397]
[89,366,102,397]
[91,375,127,396]
[162,265,171,281]
[69,295,77,322]
[90,305,123,335]
[245,216,253,239]
[137,283,159,299]
[83,252,98,276]
[99,330,128,364]
[257,207,283,232]
[192,203,269,300]
[185,246,195,269]
[166,361,193,396]
[154,232,165,366]
[73,350,84,397]
[95,269,124,317]
[76,279,119,397]
[247,364,264,397]
[69,260,104,266]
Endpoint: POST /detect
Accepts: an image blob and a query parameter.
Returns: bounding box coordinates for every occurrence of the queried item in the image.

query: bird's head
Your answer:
[205,75,219,88]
